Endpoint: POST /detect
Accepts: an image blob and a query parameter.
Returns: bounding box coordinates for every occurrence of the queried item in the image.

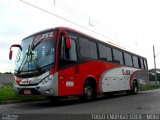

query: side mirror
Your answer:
[9,50,13,60]
[9,44,22,60]
[61,31,71,49]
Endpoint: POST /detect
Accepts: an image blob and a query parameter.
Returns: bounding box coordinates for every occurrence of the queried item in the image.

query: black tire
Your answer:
[104,92,114,98]
[48,96,59,104]
[82,83,95,101]
[126,81,138,95]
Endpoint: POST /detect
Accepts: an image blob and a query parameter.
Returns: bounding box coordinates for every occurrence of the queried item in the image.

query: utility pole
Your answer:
[153,45,158,84]
[53,0,56,6]
[89,17,93,26]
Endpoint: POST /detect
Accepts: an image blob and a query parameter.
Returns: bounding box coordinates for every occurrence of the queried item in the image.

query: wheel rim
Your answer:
[134,85,138,93]
[84,85,92,99]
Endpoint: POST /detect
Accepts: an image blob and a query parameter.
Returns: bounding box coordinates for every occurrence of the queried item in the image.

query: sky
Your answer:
[1,0,160,72]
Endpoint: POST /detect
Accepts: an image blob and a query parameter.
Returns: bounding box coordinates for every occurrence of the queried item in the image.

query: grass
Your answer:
[1,83,160,103]
[139,83,160,91]
[0,83,47,103]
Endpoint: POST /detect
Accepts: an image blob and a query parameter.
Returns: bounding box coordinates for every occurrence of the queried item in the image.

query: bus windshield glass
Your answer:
[15,31,56,72]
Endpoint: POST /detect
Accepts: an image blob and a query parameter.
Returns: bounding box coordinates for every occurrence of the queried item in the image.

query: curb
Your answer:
[0,100,21,104]
[0,99,48,105]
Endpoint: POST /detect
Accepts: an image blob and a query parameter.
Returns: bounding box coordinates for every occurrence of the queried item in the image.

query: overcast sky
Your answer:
[1,0,160,72]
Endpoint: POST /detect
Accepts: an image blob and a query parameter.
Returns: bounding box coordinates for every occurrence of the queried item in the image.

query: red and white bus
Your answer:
[9,27,149,101]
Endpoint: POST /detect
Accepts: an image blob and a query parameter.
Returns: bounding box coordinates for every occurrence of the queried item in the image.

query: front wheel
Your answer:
[48,96,59,104]
[81,83,95,101]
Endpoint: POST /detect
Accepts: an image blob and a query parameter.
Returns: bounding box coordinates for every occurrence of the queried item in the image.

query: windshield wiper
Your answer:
[17,51,29,74]
[29,44,41,72]
[31,56,41,72]
[17,45,35,74]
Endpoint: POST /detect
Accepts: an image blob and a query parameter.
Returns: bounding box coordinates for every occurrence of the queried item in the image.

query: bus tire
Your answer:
[104,92,114,98]
[48,96,59,104]
[82,83,95,101]
[127,80,138,95]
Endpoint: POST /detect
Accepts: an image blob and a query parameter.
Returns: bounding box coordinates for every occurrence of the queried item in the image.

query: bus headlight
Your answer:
[41,74,54,85]
[45,88,53,94]
[14,80,18,85]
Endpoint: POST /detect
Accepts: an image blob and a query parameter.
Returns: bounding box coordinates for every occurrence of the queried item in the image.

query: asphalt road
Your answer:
[1,89,160,114]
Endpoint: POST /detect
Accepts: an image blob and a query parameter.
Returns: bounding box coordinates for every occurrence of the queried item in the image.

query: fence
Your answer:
[0,73,14,88]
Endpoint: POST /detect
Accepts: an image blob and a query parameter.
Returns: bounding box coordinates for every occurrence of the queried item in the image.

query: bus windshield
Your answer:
[15,31,56,73]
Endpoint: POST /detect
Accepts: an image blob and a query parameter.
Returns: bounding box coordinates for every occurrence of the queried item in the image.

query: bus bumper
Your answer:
[13,72,58,96]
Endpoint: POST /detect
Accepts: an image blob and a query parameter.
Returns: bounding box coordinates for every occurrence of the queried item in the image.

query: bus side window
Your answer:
[60,35,77,61]
[79,37,98,59]
[68,39,77,61]
[140,58,144,69]
[79,37,90,58]
[59,33,78,68]
[113,49,120,64]
[138,57,144,69]
[138,57,141,69]
[98,44,108,61]
[119,51,124,65]
[124,52,133,67]
[59,36,65,59]
[133,55,139,68]
[144,59,148,70]
[98,44,113,62]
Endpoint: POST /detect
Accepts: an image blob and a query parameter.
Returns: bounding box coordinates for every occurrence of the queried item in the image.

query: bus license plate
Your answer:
[24,90,31,95]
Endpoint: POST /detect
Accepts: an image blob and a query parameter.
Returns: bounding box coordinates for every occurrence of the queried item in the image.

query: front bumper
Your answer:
[14,72,58,96]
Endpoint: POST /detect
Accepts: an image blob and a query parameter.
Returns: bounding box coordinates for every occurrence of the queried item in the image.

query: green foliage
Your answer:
[140,83,160,91]
[0,84,47,103]
[149,69,160,81]
[1,83,160,103]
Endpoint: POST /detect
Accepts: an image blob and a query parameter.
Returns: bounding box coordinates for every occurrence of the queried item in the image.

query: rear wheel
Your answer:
[104,92,114,98]
[127,81,138,95]
[132,81,138,94]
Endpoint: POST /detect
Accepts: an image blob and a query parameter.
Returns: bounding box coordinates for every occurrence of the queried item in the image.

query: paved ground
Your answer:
[0,89,160,114]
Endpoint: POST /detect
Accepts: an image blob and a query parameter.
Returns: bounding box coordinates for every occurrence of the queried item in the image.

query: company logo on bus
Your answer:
[40,32,54,40]
[21,79,31,85]
[122,69,131,76]
[34,31,55,46]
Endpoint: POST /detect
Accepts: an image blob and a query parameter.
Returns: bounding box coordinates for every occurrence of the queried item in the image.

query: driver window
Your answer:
[59,33,78,68]
[68,40,77,61]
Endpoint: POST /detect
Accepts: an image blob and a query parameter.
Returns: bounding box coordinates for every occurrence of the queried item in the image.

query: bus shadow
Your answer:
[13,92,143,110]
[31,92,131,107]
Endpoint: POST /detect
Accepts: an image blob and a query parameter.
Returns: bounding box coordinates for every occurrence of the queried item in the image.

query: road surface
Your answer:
[0,89,160,114]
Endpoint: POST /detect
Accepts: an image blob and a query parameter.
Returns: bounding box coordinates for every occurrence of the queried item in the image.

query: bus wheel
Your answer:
[83,83,95,101]
[48,96,59,104]
[104,92,114,98]
[132,81,138,94]
[127,81,138,95]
